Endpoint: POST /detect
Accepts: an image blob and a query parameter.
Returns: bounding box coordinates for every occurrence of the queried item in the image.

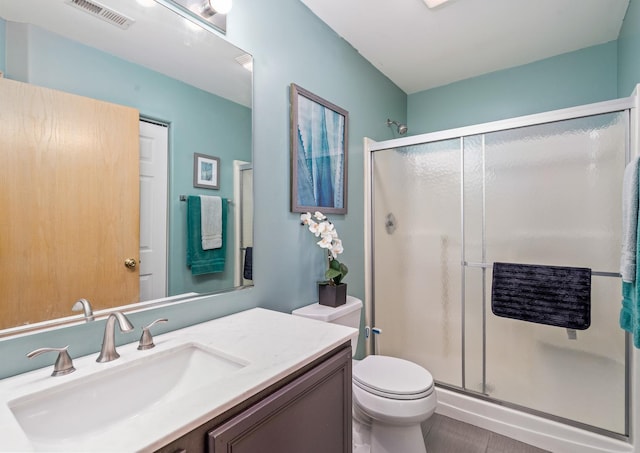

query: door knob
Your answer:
[124,258,137,269]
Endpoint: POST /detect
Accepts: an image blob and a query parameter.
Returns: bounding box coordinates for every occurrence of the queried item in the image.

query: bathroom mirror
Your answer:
[0,0,253,335]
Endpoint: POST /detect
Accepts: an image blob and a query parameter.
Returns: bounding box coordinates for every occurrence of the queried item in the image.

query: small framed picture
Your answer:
[193,153,220,190]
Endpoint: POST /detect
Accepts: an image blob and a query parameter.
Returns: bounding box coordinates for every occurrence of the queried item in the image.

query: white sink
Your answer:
[8,342,247,446]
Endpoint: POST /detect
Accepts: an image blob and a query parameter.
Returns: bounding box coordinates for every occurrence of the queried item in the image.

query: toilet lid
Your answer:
[353,355,434,400]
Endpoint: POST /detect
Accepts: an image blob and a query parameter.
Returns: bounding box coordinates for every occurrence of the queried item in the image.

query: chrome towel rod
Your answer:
[179,195,233,204]
[463,261,620,278]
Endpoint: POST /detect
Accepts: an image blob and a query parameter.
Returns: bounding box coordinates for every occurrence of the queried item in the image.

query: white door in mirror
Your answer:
[139,121,169,301]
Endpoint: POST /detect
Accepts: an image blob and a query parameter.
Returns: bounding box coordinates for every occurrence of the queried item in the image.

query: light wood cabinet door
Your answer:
[0,78,140,328]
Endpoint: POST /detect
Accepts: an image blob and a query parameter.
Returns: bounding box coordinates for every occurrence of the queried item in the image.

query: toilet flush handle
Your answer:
[365,326,383,354]
[365,326,383,339]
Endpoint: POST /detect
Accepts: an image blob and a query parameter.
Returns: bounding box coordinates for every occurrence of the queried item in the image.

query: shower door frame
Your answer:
[364,93,637,440]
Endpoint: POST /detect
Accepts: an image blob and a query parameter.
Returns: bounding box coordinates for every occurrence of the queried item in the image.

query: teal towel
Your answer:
[620,162,640,347]
[187,196,227,275]
[620,281,640,348]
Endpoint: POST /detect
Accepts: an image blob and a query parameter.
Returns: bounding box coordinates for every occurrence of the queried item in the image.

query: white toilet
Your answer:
[292,296,436,453]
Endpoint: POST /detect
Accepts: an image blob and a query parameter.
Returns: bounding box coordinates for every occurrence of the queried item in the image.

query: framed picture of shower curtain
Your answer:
[290,83,348,214]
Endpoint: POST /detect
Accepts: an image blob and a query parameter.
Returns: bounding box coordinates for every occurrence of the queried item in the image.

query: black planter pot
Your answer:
[318,282,347,307]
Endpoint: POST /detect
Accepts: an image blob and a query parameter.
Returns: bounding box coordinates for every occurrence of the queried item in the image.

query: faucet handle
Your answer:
[137,318,168,350]
[27,346,76,377]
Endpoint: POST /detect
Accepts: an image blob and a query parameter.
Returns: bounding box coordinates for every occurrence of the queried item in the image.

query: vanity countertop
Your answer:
[0,307,358,452]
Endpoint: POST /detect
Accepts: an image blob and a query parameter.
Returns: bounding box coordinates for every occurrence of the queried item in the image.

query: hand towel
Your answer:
[200,195,222,250]
[187,196,227,275]
[620,157,640,283]
[491,262,591,330]
[243,247,253,280]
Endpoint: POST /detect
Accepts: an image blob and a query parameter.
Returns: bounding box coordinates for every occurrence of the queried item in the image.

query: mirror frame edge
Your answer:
[0,285,255,340]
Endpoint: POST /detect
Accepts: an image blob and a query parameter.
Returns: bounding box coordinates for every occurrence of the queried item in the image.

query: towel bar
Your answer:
[180,195,233,204]
[464,261,620,278]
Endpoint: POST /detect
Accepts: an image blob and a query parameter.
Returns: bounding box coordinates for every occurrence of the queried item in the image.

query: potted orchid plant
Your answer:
[301,211,349,306]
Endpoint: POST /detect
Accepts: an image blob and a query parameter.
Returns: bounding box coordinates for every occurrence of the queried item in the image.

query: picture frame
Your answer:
[193,153,220,190]
[290,84,348,214]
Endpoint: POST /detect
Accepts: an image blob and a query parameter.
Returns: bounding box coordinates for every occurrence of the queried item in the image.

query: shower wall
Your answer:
[371,111,628,435]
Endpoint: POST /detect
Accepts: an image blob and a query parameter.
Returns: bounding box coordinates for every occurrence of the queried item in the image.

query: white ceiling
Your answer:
[300,0,630,94]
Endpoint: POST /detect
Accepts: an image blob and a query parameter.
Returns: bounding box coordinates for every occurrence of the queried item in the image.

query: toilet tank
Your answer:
[292,296,362,354]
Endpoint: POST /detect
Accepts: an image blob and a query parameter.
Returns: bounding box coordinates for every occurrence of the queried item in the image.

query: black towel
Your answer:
[243,247,253,280]
[491,262,591,330]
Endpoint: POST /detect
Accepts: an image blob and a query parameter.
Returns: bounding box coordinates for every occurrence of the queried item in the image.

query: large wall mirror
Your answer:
[0,0,253,335]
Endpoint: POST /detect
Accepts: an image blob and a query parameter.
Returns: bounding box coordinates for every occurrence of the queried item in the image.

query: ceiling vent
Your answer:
[66,0,135,29]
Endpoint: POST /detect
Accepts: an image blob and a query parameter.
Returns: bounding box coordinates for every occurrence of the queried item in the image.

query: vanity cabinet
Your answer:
[156,342,352,453]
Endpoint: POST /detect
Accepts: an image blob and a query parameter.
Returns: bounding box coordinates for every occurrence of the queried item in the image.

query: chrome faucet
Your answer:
[72,298,94,322]
[96,312,134,363]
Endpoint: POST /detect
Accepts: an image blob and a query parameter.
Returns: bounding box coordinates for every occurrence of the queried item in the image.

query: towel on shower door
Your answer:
[620,281,640,347]
[491,262,591,330]
[620,155,640,347]
[187,195,227,275]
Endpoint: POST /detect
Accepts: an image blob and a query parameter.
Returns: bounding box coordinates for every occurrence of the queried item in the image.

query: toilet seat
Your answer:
[353,355,434,400]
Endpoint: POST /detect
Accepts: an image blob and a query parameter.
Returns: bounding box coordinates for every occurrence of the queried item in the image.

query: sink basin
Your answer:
[8,343,247,445]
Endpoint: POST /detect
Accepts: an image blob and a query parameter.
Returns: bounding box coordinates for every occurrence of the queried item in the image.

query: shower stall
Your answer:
[364,96,638,452]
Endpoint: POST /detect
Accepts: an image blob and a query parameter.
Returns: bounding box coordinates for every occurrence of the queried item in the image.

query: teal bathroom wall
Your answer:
[3,23,251,299]
[619,0,640,97]
[0,0,406,378]
[225,0,407,317]
[407,41,619,134]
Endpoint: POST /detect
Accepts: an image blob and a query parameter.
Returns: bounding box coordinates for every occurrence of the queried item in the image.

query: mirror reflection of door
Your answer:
[0,78,140,329]
[233,161,253,287]
[138,120,168,301]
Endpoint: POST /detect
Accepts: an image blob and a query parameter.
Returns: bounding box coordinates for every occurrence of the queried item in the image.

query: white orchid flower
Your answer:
[329,239,344,258]
[300,212,312,225]
[319,221,334,234]
[310,221,333,237]
[317,234,333,249]
[300,210,348,285]
[308,219,322,236]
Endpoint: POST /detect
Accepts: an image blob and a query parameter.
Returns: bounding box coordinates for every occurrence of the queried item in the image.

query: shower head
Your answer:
[387,118,408,135]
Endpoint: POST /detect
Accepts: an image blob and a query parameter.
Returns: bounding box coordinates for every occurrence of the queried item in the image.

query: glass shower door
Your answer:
[372,138,463,387]
[471,112,628,434]
[371,110,628,435]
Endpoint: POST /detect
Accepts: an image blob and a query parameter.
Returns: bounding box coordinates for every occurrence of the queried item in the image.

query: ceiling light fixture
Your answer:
[423,0,451,8]
[202,0,232,16]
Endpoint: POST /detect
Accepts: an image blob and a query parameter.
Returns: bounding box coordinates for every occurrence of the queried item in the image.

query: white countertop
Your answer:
[0,308,357,452]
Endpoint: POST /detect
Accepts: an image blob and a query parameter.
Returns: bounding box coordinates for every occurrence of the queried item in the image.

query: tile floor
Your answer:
[421,414,550,453]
